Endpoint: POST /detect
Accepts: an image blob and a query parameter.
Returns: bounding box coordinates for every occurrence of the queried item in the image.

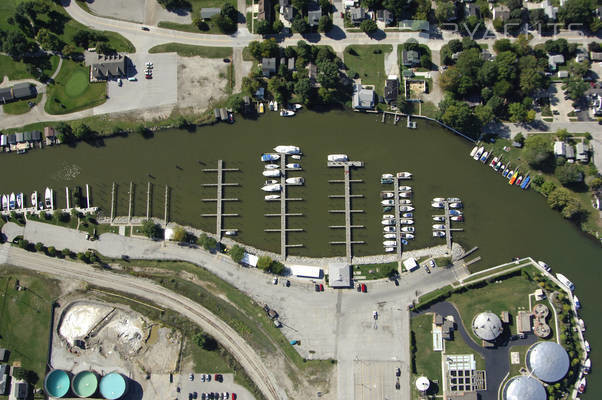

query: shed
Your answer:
[241,252,258,267]
[7,134,16,145]
[403,257,419,272]
[0,135,6,146]
[289,264,322,278]
[0,88,14,103]
[44,126,55,139]
[200,8,220,19]
[287,57,295,71]
[328,263,351,288]
[15,132,24,143]
[557,70,569,78]
[12,83,36,100]
[31,131,42,141]
[576,142,588,162]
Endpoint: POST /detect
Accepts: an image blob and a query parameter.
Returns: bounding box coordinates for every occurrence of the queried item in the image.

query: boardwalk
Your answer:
[201,160,240,241]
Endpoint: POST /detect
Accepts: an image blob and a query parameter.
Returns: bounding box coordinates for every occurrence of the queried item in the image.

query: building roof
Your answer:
[23,131,32,141]
[13,83,37,100]
[0,87,14,103]
[328,263,351,287]
[402,50,420,66]
[384,77,399,103]
[493,5,510,21]
[281,4,294,20]
[352,84,375,109]
[517,310,532,333]
[289,265,322,278]
[472,312,503,341]
[91,54,127,80]
[590,51,602,61]
[350,7,366,23]
[542,0,558,20]
[377,9,393,24]
[465,3,479,17]
[258,0,273,21]
[402,257,419,271]
[15,132,24,143]
[0,372,7,396]
[0,349,7,362]
[576,142,587,154]
[527,341,569,382]
[261,57,277,76]
[44,126,55,138]
[14,381,27,399]
[565,144,575,159]
[554,141,567,156]
[504,376,546,400]
[447,392,478,400]
[308,9,322,26]
[557,70,569,78]
[200,8,221,19]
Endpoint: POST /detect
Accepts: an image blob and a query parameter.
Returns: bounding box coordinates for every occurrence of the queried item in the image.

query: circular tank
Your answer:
[99,372,128,400]
[71,371,98,398]
[44,369,70,398]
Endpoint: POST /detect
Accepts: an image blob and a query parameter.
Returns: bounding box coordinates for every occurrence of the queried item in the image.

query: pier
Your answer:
[434,199,465,253]
[202,160,240,241]
[392,179,403,260]
[327,161,365,263]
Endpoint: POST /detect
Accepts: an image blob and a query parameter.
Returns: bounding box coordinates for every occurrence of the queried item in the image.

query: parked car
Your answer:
[285,279,290,287]
[361,283,367,293]
[424,265,431,274]
[272,277,278,285]
[117,78,122,86]
[128,77,137,81]
[395,367,401,376]
[201,374,205,382]
[315,284,320,292]
[141,26,150,31]
[188,373,194,381]
[429,260,436,269]
[214,374,223,382]
[319,283,324,291]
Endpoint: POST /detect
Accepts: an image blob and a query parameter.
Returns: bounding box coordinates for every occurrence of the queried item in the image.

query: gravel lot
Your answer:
[178,56,230,112]
[85,0,145,23]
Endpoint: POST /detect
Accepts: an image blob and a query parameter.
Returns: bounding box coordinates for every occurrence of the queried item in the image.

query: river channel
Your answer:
[1,110,601,397]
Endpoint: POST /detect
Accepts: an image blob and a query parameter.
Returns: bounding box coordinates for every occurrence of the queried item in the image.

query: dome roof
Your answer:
[527,341,569,382]
[415,376,430,391]
[504,376,547,400]
[472,312,503,341]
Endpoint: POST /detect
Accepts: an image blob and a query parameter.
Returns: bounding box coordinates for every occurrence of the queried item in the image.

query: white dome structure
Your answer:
[472,312,503,341]
[415,376,430,392]
[527,341,569,382]
[504,376,547,400]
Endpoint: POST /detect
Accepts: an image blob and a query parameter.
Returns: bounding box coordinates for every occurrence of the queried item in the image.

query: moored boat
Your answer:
[516,175,523,186]
[469,146,478,157]
[385,247,396,253]
[398,186,412,192]
[293,104,302,110]
[401,239,409,245]
[382,219,395,225]
[273,101,278,111]
[381,200,394,206]
[555,273,574,291]
[31,191,38,208]
[258,103,265,113]
[451,216,463,222]
[431,202,444,208]
[292,154,301,160]
[1,194,7,210]
[381,178,393,184]
[489,157,498,168]
[449,202,462,208]
[265,164,279,170]
[574,295,581,309]
[382,214,395,219]
[286,163,301,169]
[286,177,304,185]
[280,109,296,117]
[578,319,585,331]
[402,212,413,218]
[447,197,461,202]
[583,358,591,373]
[399,192,411,198]
[399,199,412,205]
[433,231,445,237]
[381,192,394,199]
[509,171,519,185]
[432,197,445,202]
[520,175,531,189]
[224,230,237,236]
[474,146,484,160]
[261,153,280,162]
[383,240,397,247]
[383,226,396,233]
[16,193,22,209]
[396,171,412,179]
[9,193,15,209]
[400,233,414,239]
[383,233,397,239]
[273,145,300,154]
[44,188,53,209]
[327,154,348,162]
[381,173,394,180]
[585,340,590,352]
[399,206,414,212]
[263,170,281,177]
[537,260,551,271]
[401,226,414,233]
[578,377,586,394]
[264,194,280,200]
[261,183,282,192]
[433,224,445,230]
[268,100,274,111]
[480,151,489,163]
[433,216,445,222]
[449,210,462,216]
[399,219,414,225]
[264,179,278,185]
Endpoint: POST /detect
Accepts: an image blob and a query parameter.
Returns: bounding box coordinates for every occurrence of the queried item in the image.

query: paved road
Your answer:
[0,243,286,400]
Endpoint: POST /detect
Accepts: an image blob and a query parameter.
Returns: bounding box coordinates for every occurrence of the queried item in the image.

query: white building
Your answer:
[403,257,418,272]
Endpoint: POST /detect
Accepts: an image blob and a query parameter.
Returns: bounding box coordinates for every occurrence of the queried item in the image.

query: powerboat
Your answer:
[273,145,300,154]
[433,197,445,202]
[402,212,413,218]
[9,193,15,209]
[578,377,586,394]
[489,157,498,168]
[385,247,396,253]
[585,340,590,352]
[480,151,489,163]
[555,273,574,291]
[399,219,414,225]
[399,192,411,198]
[381,192,394,199]
[265,164,279,170]
[537,261,551,272]
[449,202,462,208]
[285,177,304,185]
[400,233,414,239]
[382,219,395,225]
[382,214,395,219]
[258,103,265,113]
[264,179,278,185]
[383,226,396,233]
[470,146,478,157]
[16,193,23,209]
[383,233,397,239]
[381,177,393,184]
[273,101,278,111]
[451,216,463,222]
[401,239,409,245]
[263,170,281,177]
[383,240,397,247]
[327,154,348,162]
[381,173,394,179]
[293,104,302,110]
[473,146,484,160]
[396,172,412,179]
[578,319,585,331]
[1,194,7,210]
[45,188,53,209]
[574,295,581,309]
[583,358,591,373]
[399,186,412,192]
[449,210,462,216]
[224,230,237,236]
[516,176,523,186]
[433,231,445,237]
[381,200,395,206]
[280,109,295,117]
[261,184,282,192]
[265,194,280,200]
[399,200,412,205]
[31,191,37,208]
[292,154,302,160]
[399,206,414,212]
[261,153,280,162]
[433,224,446,230]
[433,216,445,222]
[286,163,301,169]
[432,202,444,208]
[401,226,414,233]
[520,175,531,189]
[383,206,393,212]
[268,100,274,111]
[447,197,461,202]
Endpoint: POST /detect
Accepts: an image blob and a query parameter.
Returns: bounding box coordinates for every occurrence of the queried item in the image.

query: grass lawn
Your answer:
[411,313,442,396]
[183,338,233,373]
[0,268,61,388]
[149,43,232,59]
[351,262,398,280]
[0,54,60,81]
[343,45,392,95]
[157,0,237,34]
[444,335,485,370]
[507,344,530,377]
[45,60,107,115]
[2,93,42,115]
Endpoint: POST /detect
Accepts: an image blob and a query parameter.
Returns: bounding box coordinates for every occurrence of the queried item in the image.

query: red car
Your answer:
[361,283,367,293]
[231,394,237,400]
[214,374,223,382]
[319,284,324,291]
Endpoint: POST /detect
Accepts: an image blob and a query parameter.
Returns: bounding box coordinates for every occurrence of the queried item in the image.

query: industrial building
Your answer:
[526,341,569,382]
[503,375,547,400]
[471,312,503,342]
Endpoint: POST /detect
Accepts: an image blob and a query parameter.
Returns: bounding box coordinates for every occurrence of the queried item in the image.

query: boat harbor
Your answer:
[431,197,464,252]
[327,155,365,263]
[469,144,532,190]
[1,185,97,217]
[379,171,414,259]
[201,160,240,241]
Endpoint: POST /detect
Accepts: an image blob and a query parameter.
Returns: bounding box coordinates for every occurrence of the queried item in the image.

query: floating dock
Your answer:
[202,160,240,240]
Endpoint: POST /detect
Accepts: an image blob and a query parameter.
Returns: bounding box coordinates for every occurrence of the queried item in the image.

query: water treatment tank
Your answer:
[99,372,128,400]
[44,369,71,398]
[71,370,98,398]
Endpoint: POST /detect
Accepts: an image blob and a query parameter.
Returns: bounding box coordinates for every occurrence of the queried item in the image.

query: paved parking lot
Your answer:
[176,373,255,400]
[354,361,403,400]
[94,52,178,115]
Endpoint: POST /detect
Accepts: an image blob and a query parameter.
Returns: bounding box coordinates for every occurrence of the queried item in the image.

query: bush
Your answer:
[257,255,273,271]
[142,219,162,239]
[193,332,218,350]
[229,245,245,263]
[197,233,217,251]
[555,164,584,186]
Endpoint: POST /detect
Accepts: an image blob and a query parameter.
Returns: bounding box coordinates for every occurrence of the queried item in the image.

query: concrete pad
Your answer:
[176,373,256,400]
[84,0,146,23]
[354,360,404,400]
[1,222,25,242]
[23,220,91,252]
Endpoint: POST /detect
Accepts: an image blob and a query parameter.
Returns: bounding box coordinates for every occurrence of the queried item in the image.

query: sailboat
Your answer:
[31,191,38,208]
[1,194,7,210]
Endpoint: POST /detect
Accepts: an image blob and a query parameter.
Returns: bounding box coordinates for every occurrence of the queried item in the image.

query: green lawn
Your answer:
[157,0,237,34]
[0,268,61,388]
[183,338,233,373]
[343,45,392,95]
[410,313,442,396]
[0,54,59,81]
[444,334,485,370]
[149,43,232,59]
[2,93,42,115]
[45,60,107,115]
[351,262,398,280]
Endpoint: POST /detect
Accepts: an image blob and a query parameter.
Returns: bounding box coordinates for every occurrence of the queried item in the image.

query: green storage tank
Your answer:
[44,369,70,398]
[71,370,98,398]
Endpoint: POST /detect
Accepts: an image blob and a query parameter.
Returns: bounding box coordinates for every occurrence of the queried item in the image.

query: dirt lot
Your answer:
[177,56,230,112]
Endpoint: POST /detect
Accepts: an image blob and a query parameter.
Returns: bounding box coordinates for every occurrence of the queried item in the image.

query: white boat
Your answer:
[327,154,348,162]
[469,146,478,157]
[265,194,280,200]
[449,210,463,216]
[286,163,301,169]
[433,231,445,238]
[385,247,396,253]
[44,188,53,208]
[432,202,444,208]
[261,153,280,162]
[383,233,397,239]
[399,192,411,198]
[261,184,282,192]
[399,199,412,204]
[449,202,462,208]
[578,319,585,331]
[473,146,484,160]
[402,212,413,218]
[399,219,414,225]
[451,216,463,222]
[578,377,586,394]
[16,193,22,209]
[433,224,446,230]
[447,197,461,202]
[268,100,274,111]
[382,214,395,219]
[381,173,394,179]
[293,104,303,110]
[433,216,445,222]
[382,192,394,199]
[31,191,37,208]
[401,227,414,233]
[537,261,551,272]
[224,230,237,236]
[556,273,574,291]
[9,193,15,209]
[263,170,281,177]
[398,186,412,192]
[480,151,489,163]
[381,200,394,206]
[583,358,591,373]
[574,295,581,309]
[273,145,300,154]
[433,197,445,202]
[381,219,395,225]
[280,109,295,117]
[292,154,301,160]
[396,172,412,179]
[265,164,279,170]
[585,340,590,352]
[273,101,278,111]
[383,226,396,233]
[1,195,7,210]
[264,179,278,185]
[383,240,397,247]
[401,233,414,239]
[399,206,414,211]
[285,177,304,185]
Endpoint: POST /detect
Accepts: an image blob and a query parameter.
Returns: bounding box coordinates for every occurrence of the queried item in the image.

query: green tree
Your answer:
[474,104,494,125]
[35,242,45,252]
[508,102,528,123]
[193,332,217,350]
[435,1,456,22]
[171,226,186,242]
[229,245,245,263]
[514,132,525,146]
[555,164,584,186]
[256,19,271,34]
[563,78,588,100]
[257,255,273,271]
[292,16,310,34]
[62,248,72,258]
[540,181,557,196]
[141,219,161,239]
[96,41,115,55]
[317,60,339,88]
[523,134,553,170]
[360,19,378,34]
[294,77,312,104]
[318,87,334,104]
[273,19,284,33]
[270,260,285,275]
[198,233,217,251]
[36,28,62,52]
[73,123,94,140]
[47,246,56,257]
[318,15,332,33]
[3,30,33,60]
[559,0,593,25]
[548,187,573,209]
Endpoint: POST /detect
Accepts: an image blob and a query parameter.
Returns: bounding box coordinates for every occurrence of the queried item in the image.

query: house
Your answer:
[554,141,567,157]
[590,51,602,61]
[0,87,13,103]
[402,69,414,79]
[344,0,356,8]
[287,57,295,71]
[384,75,399,104]
[377,9,393,25]
[7,134,16,146]
[0,365,8,396]
[465,94,482,107]
[464,3,479,18]
[542,0,558,20]
[15,132,24,143]
[402,50,420,67]
[91,54,128,80]
[44,127,56,144]
[402,257,419,272]
[548,54,565,70]
[12,83,37,100]
[442,319,454,340]
[258,0,273,22]
[280,0,294,21]
[349,7,366,25]
[565,144,575,160]
[200,8,220,19]
[255,87,265,100]
[261,57,277,77]
[576,142,588,162]
[23,131,32,142]
[557,70,569,78]
[308,9,322,27]
[307,63,319,86]
[492,5,510,21]
[0,135,6,147]
[13,381,27,400]
[352,83,375,110]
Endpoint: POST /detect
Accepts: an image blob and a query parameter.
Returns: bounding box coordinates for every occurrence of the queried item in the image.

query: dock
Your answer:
[328,161,365,263]
[393,179,403,260]
[434,199,465,254]
[202,160,240,241]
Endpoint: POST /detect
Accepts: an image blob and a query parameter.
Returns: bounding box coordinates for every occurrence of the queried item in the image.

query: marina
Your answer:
[201,160,240,241]
[432,198,465,253]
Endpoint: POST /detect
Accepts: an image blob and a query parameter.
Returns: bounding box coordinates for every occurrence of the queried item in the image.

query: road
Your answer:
[0,243,287,400]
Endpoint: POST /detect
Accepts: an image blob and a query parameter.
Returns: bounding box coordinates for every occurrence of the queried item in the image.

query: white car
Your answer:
[145,61,153,68]
[272,277,278,285]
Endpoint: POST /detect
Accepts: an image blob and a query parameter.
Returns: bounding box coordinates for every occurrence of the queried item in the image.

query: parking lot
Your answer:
[93,52,178,116]
[353,361,404,400]
[175,373,255,400]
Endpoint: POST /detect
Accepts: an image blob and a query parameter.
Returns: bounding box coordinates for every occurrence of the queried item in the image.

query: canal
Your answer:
[1,110,601,397]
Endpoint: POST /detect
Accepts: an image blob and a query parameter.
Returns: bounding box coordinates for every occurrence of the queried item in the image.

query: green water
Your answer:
[1,111,601,397]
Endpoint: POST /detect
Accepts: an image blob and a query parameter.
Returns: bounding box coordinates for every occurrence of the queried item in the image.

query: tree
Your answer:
[523,134,553,170]
[320,0,331,12]
[214,13,236,34]
[317,60,339,88]
[318,15,332,33]
[62,248,72,258]
[360,19,378,34]
[556,164,584,186]
[548,187,573,209]
[35,242,45,252]
[564,78,588,100]
[270,260,285,275]
[559,0,593,25]
[318,87,334,104]
[229,245,245,263]
[508,102,528,123]
[193,17,209,31]
[420,54,430,69]
[157,0,191,10]
[171,226,186,242]
[273,19,284,33]
[435,1,456,22]
[294,77,312,104]
[540,181,557,196]
[514,132,525,146]
[193,332,217,350]
[257,255,273,271]
[256,19,271,34]
[494,51,517,81]
[293,0,310,11]
[73,123,94,140]
[3,31,33,60]
[556,128,570,141]
[198,233,217,251]
[474,105,494,125]
[221,3,238,21]
[47,246,57,257]
[36,28,62,52]
[96,42,115,55]
[61,44,77,59]
[292,16,310,34]
[141,219,161,239]
[227,95,245,113]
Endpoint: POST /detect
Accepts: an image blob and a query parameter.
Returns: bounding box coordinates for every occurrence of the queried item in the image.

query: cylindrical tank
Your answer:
[99,372,128,400]
[44,369,71,398]
[71,370,98,398]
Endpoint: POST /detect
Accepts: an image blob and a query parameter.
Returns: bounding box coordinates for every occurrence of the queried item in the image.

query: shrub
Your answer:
[229,245,245,263]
